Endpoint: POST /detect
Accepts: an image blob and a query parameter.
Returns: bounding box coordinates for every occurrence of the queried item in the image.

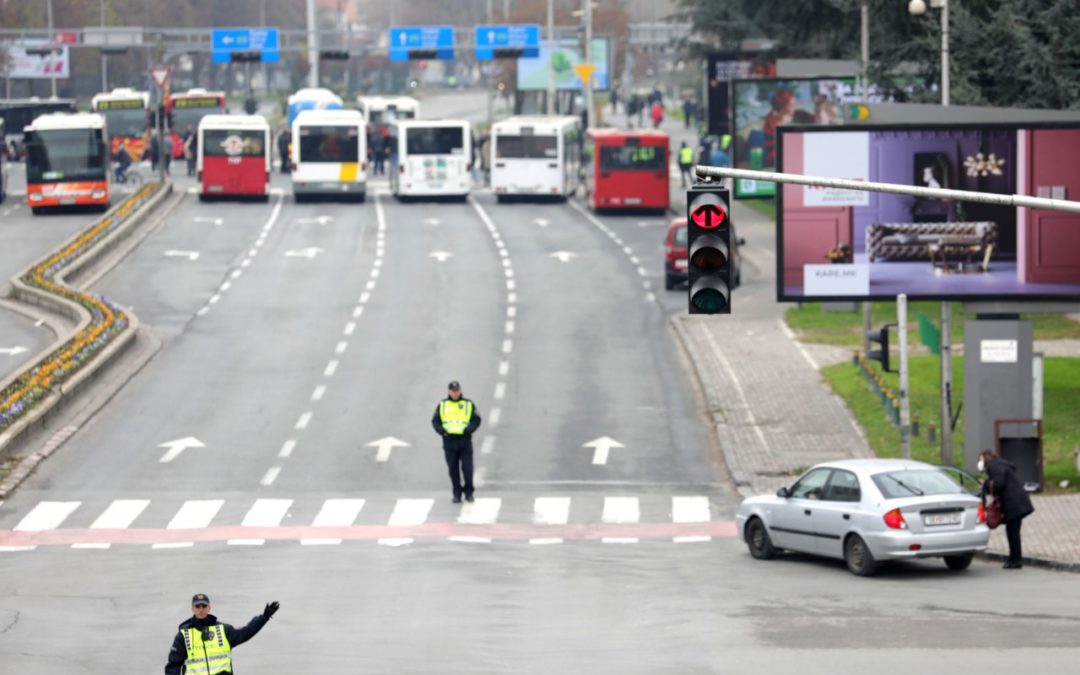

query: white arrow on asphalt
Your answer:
[158,437,206,463]
[423,217,441,226]
[532,218,550,227]
[284,247,325,259]
[163,250,200,261]
[0,346,29,356]
[298,215,334,225]
[583,436,625,465]
[366,436,411,462]
[550,251,577,263]
[193,216,223,226]
[430,251,454,262]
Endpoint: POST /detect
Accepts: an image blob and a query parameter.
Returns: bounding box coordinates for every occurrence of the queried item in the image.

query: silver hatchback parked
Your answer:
[736,459,991,576]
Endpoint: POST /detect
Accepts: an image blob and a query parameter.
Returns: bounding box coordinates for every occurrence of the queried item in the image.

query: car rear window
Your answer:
[673,226,687,246]
[871,469,967,499]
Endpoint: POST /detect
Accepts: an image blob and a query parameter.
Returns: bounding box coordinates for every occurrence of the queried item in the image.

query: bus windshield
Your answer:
[25,129,107,183]
[171,102,219,134]
[299,126,360,163]
[98,107,147,138]
[599,144,665,171]
[496,135,557,159]
[406,127,464,155]
[202,129,266,157]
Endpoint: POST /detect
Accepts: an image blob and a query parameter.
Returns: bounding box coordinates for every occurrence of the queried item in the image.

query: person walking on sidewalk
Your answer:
[432,380,482,503]
[650,100,664,129]
[678,141,695,187]
[979,449,1035,569]
[165,593,279,675]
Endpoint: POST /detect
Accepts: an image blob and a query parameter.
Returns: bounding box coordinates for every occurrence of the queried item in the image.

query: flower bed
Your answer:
[0,183,160,429]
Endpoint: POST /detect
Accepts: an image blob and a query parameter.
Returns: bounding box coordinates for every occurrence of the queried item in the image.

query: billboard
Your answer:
[3,42,71,79]
[516,38,609,91]
[776,124,1080,303]
[704,52,775,136]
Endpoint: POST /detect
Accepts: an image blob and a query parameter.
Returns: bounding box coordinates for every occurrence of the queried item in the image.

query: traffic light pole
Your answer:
[897,294,911,459]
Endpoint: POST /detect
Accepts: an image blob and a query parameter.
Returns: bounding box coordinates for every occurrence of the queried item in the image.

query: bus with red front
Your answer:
[167,88,225,159]
[197,114,271,200]
[583,128,669,212]
[90,87,150,160]
[24,112,110,214]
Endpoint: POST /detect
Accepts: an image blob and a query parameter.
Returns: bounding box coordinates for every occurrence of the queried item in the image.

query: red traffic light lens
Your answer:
[690,203,727,230]
[690,246,727,272]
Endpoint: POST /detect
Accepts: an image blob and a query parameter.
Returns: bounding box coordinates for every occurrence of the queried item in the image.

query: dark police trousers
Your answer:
[443,442,474,499]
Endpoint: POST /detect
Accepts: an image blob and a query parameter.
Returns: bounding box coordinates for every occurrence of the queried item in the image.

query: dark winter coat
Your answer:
[165,613,269,675]
[982,458,1035,522]
[431,397,482,450]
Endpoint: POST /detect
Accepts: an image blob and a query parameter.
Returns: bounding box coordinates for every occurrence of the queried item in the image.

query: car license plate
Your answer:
[674,259,688,271]
[625,197,642,205]
[924,513,962,526]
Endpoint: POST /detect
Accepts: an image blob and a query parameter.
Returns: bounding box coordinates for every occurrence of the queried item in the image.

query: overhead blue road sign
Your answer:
[211,28,280,64]
[388,25,455,62]
[475,24,540,60]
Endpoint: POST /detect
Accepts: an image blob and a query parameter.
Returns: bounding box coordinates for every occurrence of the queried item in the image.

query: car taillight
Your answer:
[977,503,986,524]
[883,508,907,530]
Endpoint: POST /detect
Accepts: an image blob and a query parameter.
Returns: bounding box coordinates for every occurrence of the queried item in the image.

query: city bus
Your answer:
[356,95,419,133]
[1,97,77,156]
[24,112,110,214]
[490,115,581,202]
[286,88,343,126]
[389,119,472,200]
[90,87,150,160]
[197,114,271,201]
[167,88,225,159]
[291,108,366,202]
[583,129,670,212]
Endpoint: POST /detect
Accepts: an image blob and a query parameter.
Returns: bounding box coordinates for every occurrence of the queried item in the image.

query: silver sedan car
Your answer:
[736,458,991,576]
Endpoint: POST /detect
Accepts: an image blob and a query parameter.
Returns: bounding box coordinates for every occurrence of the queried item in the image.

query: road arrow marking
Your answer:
[163,250,200,261]
[298,215,334,225]
[0,346,29,356]
[532,218,550,227]
[423,217,441,226]
[284,247,325,259]
[158,437,206,463]
[193,216,223,226]
[583,436,624,465]
[550,251,577,263]
[429,251,454,262]
[366,436,411,462]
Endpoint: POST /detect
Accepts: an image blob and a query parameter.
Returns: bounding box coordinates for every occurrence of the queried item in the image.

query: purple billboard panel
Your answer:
[777,124,1080,302]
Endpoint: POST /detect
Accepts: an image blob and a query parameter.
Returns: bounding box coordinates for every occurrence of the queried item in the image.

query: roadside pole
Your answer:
[546,0,555,114]
[583,0,595,129]
[898,294,911,459]
[149,65,171,184]
[941,302,954,464]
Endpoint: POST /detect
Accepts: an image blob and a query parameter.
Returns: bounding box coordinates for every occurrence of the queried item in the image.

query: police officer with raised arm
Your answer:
[432,380,482,503]
[165,593,279,675]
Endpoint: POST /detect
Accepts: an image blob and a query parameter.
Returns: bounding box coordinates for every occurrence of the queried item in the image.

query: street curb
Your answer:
[978,550,1080,574]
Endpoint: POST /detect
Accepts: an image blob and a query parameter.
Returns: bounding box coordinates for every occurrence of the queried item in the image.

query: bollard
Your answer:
[891,397,901,425]
[912,418,920,437]
[928,421,937,444]
[852,350,860,365]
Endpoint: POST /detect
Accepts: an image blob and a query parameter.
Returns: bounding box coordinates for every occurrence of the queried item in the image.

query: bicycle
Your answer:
[113,164,144,188]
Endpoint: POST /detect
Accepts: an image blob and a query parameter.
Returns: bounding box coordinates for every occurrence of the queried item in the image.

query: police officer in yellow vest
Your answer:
[431,380,482,503]
[678,141,695,187]
[165,594,279,675]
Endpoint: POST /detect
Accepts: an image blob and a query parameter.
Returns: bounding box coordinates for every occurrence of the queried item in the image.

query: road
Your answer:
[0,93,1078,673]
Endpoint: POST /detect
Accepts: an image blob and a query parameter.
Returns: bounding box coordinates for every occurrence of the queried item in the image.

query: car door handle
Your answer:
[843,514,851,520]
[804,509,812,516]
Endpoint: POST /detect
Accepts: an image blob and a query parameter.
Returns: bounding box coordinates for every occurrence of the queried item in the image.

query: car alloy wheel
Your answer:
[844,534,877,576]
[746,517,776,560]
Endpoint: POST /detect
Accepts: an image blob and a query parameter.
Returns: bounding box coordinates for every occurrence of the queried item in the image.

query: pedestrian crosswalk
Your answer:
[0,494,738,552]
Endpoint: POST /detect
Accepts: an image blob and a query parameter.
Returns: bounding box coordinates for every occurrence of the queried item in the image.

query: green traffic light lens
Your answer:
[692,288,728,313]
[691,247,727,272]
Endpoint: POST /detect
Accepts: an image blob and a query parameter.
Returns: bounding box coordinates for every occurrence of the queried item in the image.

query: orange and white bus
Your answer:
[24,112,110,214]
[90,87,150,160]
[197,114,271,200]
[167,88,225,159]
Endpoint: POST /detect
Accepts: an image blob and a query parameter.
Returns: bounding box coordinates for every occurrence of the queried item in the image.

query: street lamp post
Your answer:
[908,0,949,106]
[46,0,57,97]
[582,0,594,129]
[546,0,555,114]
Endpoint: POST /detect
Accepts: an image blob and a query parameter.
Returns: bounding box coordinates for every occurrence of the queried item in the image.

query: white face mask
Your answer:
[977,459,986,473]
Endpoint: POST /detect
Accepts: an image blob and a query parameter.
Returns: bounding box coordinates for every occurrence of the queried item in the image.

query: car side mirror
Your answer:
[737,237,747,246]
[776,487,790,499]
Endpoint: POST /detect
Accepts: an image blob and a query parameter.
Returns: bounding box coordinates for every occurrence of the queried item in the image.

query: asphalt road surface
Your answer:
[1,95,1079,673]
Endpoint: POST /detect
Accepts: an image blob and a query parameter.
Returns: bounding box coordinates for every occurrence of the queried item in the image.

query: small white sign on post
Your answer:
[804,264,870,296]
[980,339,1018,363]
[149,65,171,89]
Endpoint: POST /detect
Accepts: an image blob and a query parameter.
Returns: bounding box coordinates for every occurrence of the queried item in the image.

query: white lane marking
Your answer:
[35,319,45,327]
[480,436,495,454]
[90,500,149,529]
[501,258,511,268]
[504,268,514,278]
[152,542,194,549]
[672,496,711,523]
[602,497,640,524]
[229,498,293,545]
[208,294,221,305]
[457,498,501,524]
[166,500,223,529]
[505,321,515,334]
[474,466,487,487]
[230,270,243,280]
[344,322,356,336]
[637,267,648,277]
[71,543,112,550]
[370,268,381,278]
[279,439,297,458]
[703,328,771,454]
[674,536,712,544]
[507,306,516,318]
[494,382,506,400]
[646,292,656,303]
[623,246,633,256]
[259,466,281,486]
[502,339,513,354]
[378,538,414,547]
[359,292,370,304]
[311,385,327,401]
[387,498,433,526]
[584,436,625,465]
[529,537,564,545]
[295,412,313,430]
[335,341,348,354]
[602,537,639,544]
[197,307,209,316]
[365,280,376,291]
[499,249,508,258]
[498,361,510,376]
[303,499,367,545]
[324,360,339,376]
[629,256,640,265]
[219,282,231,292]
[507,293,517,304]
[533,497,571,525]
[506,279,516,290]
[241,259,252,268]
[449,536,491,543]
[374,258,383,268]
[367,436,410,462]
[490,407,502,425]
[352,306,364,318]
[15,502,80,531]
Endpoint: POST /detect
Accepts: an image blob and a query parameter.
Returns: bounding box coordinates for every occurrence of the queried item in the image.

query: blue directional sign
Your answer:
[475,24,540,60]
[211,28,281,64]
[388,25,455,62]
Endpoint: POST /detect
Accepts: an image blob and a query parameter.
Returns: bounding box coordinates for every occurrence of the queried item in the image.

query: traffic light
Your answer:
[230,51,261,63]
[867,323,896,373]
[319,50,350,61]
[686,184,733,314]
[243,98,257,115]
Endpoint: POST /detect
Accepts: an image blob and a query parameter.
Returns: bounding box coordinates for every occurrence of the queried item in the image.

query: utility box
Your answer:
[995,419,1044,493]
[963,319,1033,472]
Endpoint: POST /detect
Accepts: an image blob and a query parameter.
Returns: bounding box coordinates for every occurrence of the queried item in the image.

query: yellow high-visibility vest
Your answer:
[440,399,473,435]
[181,625,233,675]
[679,146,695,164]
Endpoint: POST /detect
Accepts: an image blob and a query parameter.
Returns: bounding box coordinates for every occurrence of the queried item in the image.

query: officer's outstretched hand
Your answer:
[263,601,280,619]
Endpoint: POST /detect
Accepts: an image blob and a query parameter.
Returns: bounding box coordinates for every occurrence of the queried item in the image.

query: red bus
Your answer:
[197,114,271,200]
[583,128,670,212]
[167,88,225,159]
[24,112,110,213]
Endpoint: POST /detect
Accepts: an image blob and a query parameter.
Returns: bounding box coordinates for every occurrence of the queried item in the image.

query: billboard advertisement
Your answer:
[704,52,775,137]
[3,42,71,79]
[777,124,1080,303]
[516,38,609,91]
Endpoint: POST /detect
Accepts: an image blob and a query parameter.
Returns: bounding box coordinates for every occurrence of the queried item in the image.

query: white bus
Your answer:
[197,114,271,201]
[290,109,367,202]
[390,119,472,200]
[490,115,581,202]
[287,88,343,126]
[356,95,419,131]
